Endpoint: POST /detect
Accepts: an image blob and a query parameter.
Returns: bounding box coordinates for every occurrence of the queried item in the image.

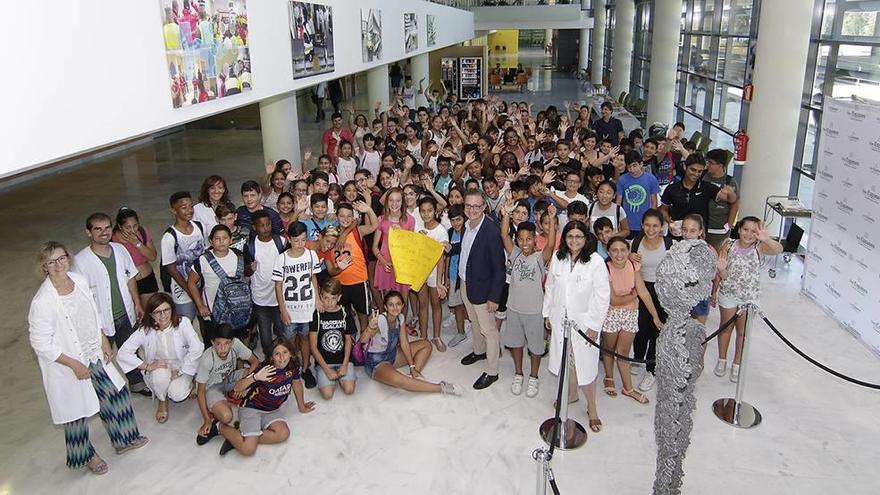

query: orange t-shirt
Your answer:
[607,260,641,310]
[535,232,561,252]
[321,230,368,286]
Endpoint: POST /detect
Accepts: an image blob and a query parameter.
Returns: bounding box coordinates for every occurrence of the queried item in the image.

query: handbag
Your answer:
[351,337,371,366]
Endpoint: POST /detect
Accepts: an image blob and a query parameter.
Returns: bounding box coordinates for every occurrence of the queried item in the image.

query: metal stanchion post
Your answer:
[532,448,548,495]
[539,312,588,449]
[712,303,763,428]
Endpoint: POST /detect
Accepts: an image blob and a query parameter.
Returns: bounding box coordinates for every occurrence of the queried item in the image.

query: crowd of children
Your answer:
[30,94,783,472]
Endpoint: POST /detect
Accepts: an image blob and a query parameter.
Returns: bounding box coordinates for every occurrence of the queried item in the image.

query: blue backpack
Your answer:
[205,251,253,330]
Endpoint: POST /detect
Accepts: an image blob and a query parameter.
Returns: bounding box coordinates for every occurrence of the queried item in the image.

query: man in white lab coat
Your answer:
[74,212,148,395]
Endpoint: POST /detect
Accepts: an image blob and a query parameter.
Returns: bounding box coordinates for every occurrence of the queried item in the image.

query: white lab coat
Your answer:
[116,317,203,377]
[28,272,126,425]
[73,243,138,337]
[543,252,611,386]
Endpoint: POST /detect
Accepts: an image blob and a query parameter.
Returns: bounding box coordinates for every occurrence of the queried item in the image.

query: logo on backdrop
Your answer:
[830,241,848,258]
[818,168,834,182]
[824,282,841,299]
[823,125,840,138]
[830,264,842,275]
[864,188,880,205]
[847,109,867,122]
[870,138,880,153]
[834,222,848,233]
[813,208,829,223]
[850,302,862,314]
[841,178,855,189]
[807,251,824,263]
[856,234,876,252]
[835,199,853,216]
[862,212,876,225]
[849,278,869,297]
[854,257,869,270]
[842,154,860,170]
[847,133,860,142]
[870,164,880,176]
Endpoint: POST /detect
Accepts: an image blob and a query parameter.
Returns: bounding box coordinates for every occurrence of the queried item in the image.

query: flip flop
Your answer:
[589,418,603,433]
[156,409,168,424]
[432,338,447,352]
[115,435,149,455]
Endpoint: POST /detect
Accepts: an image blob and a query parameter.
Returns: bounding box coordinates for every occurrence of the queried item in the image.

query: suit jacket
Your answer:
[462,217,506,305]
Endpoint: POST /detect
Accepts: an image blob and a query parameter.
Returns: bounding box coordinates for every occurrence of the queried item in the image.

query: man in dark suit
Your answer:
[458,190,507,390]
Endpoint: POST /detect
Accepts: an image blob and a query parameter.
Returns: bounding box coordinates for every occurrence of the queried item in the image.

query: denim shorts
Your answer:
[281,322,310,339]
[690,298,710,318]
[315,363,357,388]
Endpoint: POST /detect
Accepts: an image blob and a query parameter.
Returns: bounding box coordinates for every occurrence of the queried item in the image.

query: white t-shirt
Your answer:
[192,203,219,233]
[419,223,449,287]
[271,250,322,323]
[406,140,423,164]
[589,203,624,231]
[336,156,357,184]
[359,150,381,177]
[192,250,238,311]
[553,189,590,226]
[251,238,281,307]
[161,223,207,304]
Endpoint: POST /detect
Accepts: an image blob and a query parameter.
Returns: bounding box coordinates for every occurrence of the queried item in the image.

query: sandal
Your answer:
[589,418,603,433]
[155,407,168,424]
[115,435,149,455]
[621,388,649,404]
[603,377,617,397]
[432,337,447,352]
[86,455,108,475]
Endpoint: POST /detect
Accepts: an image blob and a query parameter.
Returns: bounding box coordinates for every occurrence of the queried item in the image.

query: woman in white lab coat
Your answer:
[117,292,203,424]
[27,242,148,475]
[543,221,611,432]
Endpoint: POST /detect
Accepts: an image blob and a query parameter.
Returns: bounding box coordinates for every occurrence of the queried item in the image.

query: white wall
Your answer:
[3,0,474,179]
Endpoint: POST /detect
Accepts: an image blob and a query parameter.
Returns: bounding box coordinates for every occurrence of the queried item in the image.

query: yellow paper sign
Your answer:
[388,228,444,292]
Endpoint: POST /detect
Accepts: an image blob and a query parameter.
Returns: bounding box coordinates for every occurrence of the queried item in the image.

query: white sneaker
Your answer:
[448,333,467,348]
[526,376,539,398]
[714,359,728,377]
[511,374,524,395]
[638,373,656,392]
[440,381,463,396]
[464,320,473,335]
[630,362,643,376]
[443,314,455,328]
[730,364,740,383]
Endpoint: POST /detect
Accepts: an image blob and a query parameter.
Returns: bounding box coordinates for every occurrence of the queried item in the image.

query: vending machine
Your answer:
[458,56,484,100]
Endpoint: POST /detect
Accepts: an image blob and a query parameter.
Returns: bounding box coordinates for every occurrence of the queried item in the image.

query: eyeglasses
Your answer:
[464,204,484,210]
[151,307,173,316]
[44,255,69,268]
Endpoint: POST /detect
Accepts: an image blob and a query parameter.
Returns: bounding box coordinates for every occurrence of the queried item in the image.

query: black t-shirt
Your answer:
[310,307,357,365]
[660,179,721,226]
[591,117,624,146]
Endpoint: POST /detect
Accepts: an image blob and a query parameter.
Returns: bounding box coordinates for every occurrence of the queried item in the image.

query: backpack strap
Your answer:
[193,220,205,238]
[663,236,674,250]
[164,227,179,252]
[234,251,245,279]
[204,251,230,283]
[272,234,287,253]
[631,234,642,253]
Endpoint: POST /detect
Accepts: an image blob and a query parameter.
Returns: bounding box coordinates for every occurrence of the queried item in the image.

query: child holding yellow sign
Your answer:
[414,197,449,352]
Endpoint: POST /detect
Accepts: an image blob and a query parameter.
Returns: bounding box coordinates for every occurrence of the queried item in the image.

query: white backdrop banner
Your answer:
[803,97,880,358]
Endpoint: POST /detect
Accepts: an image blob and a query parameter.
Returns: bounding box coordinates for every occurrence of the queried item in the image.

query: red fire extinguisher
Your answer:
[734,130,749,165]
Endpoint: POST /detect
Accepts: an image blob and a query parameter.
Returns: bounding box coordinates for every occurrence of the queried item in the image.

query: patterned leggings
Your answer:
[63,361,140,469]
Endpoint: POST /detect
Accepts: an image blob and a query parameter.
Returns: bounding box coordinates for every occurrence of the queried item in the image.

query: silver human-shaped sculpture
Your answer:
[652,239,717,495]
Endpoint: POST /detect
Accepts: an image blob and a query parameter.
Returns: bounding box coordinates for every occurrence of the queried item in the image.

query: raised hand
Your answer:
[756,221,771,242]
[541,170,557,185]
[254,365,277,382]
[265,160,275,174]
[368,309,380,329]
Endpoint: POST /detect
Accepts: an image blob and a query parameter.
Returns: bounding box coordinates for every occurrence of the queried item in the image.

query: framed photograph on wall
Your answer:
[404,13,418,53]
[289,1,335,79]
[427,14,436,47]
[160,0,252,108]
[361,9,382,62]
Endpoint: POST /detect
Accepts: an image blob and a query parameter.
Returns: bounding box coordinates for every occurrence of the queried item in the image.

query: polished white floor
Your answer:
[3,64,879,494]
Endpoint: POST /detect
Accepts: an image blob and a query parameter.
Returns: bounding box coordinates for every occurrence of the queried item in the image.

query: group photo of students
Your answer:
[28,90,783,475]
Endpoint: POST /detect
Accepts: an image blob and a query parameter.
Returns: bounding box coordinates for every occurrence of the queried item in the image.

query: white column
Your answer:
[738,0,812,218]
[410,53,430,108]
[611,0,634,99]
[259,93,301,171]
[591,0,605,83]
[579,0,590,72]
[367,64,391,114]
[645,0,682,126]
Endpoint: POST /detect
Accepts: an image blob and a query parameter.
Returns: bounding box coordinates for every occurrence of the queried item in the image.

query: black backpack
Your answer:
[631,234,674,253]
